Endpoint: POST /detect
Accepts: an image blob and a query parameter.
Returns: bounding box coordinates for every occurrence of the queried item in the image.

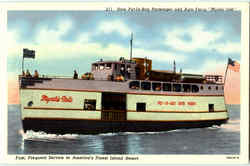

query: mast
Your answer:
[173,60,176,73]
[130,33,133,61]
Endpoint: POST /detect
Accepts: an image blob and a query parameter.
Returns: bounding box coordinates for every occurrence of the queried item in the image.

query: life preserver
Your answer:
[82,73,94,80]
[115,75,124,81]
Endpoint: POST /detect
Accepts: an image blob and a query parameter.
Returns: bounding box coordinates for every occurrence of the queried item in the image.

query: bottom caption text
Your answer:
[15,155,139,161]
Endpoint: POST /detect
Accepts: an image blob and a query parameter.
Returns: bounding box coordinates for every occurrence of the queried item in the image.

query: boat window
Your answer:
[208,86,211,90]
[222,86,224,90]
[192,85,199,93]
[93,64,98,70]
[99,64,104,70]
[127,65,131,71]
[121,64,125,71]
[183,84,191,92]
[129,81,140,90]
[173,84,181,92]
[200,86,204,90]
[163,83,171,91]
[106,63,112,69]
[209,104,214,112]
[84,99,96,110]
[114,64,117,70]
[141,82,151,90]
[216,86,218,90]
[120,64,125,76]
[27,101,33,107]
[136,103,146,112]
[152,82,161,91]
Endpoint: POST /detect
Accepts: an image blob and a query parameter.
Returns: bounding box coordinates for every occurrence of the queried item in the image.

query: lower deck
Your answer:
[20,87,228,134]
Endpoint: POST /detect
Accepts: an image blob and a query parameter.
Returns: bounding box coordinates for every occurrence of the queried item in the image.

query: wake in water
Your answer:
[18,129,186,141]
[18,128,209,140]
[18,129,79,142]
[206,119,240,132]
[220,119,240,132]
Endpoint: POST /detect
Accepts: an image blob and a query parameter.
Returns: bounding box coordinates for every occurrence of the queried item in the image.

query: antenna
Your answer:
[130,33,133,61]
[173,60,176,73]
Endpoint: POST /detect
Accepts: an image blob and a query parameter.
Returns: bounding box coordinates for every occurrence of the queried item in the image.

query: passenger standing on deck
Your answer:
[22,70,25,77]
[26,69,31,77]
[73,70,78,79]
[34,70,39,78]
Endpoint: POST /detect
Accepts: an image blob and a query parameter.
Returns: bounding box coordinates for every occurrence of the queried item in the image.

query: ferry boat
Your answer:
[19,36,229,134]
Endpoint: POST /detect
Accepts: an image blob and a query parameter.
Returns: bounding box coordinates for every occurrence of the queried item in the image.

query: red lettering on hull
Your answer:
[41,95,73,103]
[187,102,196,106]
[169,101,176,105]
[157,101,196,106]
[178,101,185,106]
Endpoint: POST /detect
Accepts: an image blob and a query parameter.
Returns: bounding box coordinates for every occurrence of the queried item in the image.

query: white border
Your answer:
[0,6,7,165]
[1,2,249,164]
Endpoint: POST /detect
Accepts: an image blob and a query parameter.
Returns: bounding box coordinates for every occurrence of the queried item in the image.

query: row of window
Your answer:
[82,100,215,112]
[93,63,130,71]
[129,81,222,93]
[93,63,113,70]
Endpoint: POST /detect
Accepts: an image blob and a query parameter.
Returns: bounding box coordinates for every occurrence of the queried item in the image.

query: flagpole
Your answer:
[22,56,24,73]
[223,58,230,105]
[224,63,229,85]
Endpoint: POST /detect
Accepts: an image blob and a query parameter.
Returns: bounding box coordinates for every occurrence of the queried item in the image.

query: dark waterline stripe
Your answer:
[23,117,229,123]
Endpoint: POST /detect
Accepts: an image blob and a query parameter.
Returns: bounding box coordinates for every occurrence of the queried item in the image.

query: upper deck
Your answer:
[19,55,224,96]
[19,76,224,96]
[89,57,223,85]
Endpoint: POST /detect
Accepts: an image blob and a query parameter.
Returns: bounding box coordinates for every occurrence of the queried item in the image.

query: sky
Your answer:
[7,10,241,104]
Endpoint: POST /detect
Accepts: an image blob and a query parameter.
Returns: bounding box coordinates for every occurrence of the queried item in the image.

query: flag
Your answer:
[23,48,35,59]
[228,58,240,72]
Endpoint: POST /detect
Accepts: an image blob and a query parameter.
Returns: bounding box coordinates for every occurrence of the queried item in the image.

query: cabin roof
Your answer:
[21,78,224,94]
[92,61,122,65]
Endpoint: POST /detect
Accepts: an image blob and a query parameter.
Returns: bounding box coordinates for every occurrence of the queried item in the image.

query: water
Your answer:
[8,105,240,154]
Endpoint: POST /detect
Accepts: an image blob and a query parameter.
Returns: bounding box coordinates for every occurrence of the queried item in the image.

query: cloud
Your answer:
[8,28,127,62]
[7,19,74,56]
[7,16,240,78]
[183,59,227,75]
[8,18,186,65]
[35,19,73,44]
[133,48,187,63]
[214,42,241,55]
[8,30,21,55]
[165,24,222,52]
[165,23,240,55]
[97,20,131,37]
[77,33,90,43]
